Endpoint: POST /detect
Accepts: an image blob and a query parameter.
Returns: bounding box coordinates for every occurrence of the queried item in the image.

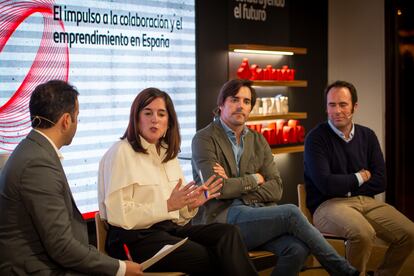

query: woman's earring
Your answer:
[163,129,167,138]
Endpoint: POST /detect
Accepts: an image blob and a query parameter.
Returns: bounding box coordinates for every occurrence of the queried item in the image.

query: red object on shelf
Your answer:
[247,124,262,133]
[262,128,276,145]
[265,65,273,80]
[236,59,297,81]
[268,122,277,144]
[257,119,305,148]
[288,119,298,127]
[249,124,258,133]
[256,68,264,80]
[249,64,258,80]
[237,67,250,80]
[261,128,271,144]
[235,57,299,81]
[297,125,305,143]
[237,58,252,80]
[275,69,282,80]
[283,126,294,144]
[276,119,286,144]
[288,120,298,143]
[281,65,288,80]
[263,68,269,80]
[288,68,295,80]
[271,68,277,80]
[286,69,291,80]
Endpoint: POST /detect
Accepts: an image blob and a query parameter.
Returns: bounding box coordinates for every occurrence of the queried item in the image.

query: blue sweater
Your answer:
[304,122,386,214]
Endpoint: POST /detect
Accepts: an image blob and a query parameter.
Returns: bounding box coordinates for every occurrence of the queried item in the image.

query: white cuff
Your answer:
[355,172,364,186]
[117,260,126,276]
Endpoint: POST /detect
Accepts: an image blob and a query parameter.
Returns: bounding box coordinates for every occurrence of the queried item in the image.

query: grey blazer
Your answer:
[0,130,118,275]
[191,118,283,224]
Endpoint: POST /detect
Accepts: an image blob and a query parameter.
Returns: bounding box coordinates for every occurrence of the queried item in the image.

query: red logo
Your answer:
[0,0,69,151]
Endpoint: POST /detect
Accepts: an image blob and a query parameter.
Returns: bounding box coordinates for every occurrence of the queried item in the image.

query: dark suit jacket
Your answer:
[191,118,283,224]
[0,130,118,275]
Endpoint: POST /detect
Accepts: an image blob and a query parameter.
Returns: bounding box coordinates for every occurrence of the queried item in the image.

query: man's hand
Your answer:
[255,173,265,185]
[213,163,228,179]
[188,175,223,210]
[214,162,265,185]
[167,179,200,212]
[125,260,143,276]
[359,169,371,182]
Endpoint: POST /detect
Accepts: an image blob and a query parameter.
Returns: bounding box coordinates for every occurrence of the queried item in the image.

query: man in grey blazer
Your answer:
[0,80,142,275]
[191,79,359,276]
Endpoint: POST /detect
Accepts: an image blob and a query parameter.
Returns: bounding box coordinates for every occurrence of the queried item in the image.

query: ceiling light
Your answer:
[233,49,294,56]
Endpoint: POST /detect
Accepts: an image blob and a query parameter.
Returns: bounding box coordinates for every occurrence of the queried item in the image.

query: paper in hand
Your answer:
[141,237,188,270]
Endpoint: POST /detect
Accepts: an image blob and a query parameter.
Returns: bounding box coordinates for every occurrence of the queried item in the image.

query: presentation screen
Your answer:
[0,0,196,216]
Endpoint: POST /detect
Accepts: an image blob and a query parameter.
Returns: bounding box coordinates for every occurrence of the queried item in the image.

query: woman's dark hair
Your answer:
[29,80,79,128]
[214,79,256,115]
[121,88,180,163]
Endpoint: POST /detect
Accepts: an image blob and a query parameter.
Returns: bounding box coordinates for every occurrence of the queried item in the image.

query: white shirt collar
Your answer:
[33,129,64,160]
[328,120,355,142]
[138,135,167,160]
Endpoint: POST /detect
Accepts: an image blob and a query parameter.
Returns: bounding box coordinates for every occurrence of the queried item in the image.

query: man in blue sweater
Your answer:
[304,80,414,275]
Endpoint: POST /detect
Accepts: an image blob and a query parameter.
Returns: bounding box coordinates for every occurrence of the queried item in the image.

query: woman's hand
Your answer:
[167,179,200,212]
[188,175,223,210]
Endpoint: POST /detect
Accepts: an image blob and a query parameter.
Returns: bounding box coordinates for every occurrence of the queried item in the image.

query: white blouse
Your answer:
[98,137,197,230]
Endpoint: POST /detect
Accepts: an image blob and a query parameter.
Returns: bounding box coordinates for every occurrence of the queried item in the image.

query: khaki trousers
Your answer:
[313,196,414,275]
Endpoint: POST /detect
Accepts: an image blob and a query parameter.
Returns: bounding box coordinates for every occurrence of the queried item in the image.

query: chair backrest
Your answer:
[297,184,313,224]
[95,212,108,254]
[0,152,10,173]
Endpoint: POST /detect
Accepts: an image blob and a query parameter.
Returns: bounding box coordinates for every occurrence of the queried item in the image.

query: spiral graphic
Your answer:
[0,0,69,151]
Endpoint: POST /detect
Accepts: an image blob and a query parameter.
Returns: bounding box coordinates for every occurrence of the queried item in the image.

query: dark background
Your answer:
[385,0,414,220]
[196,0,327,204]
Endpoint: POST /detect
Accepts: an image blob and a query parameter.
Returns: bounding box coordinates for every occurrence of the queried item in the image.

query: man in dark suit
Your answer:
[0,80,143,275]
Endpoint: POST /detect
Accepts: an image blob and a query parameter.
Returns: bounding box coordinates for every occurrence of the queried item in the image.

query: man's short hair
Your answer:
[325,80,358,107]
[214,79,256,115]
[29,80,79,129]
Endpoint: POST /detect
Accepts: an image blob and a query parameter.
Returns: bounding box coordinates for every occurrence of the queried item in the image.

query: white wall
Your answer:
[328,0,385,151]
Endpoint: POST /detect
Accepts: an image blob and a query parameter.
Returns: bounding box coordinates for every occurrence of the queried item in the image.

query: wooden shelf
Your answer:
[271,144,304,154]
[248,112,307,121]
[229,44,307,55]
[229,44,307,156]
[251,80,307,87]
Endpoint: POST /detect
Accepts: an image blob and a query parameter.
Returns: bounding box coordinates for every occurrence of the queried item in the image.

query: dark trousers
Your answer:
[106,221,257,276]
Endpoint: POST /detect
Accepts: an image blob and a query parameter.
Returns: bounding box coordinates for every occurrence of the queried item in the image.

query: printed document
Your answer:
[142,237,188,270]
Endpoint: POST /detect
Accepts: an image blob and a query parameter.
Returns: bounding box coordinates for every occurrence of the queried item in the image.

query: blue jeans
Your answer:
[227,200,358,276]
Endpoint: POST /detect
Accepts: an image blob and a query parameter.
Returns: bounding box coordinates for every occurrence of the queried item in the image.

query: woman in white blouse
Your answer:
[98,88,257,275]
